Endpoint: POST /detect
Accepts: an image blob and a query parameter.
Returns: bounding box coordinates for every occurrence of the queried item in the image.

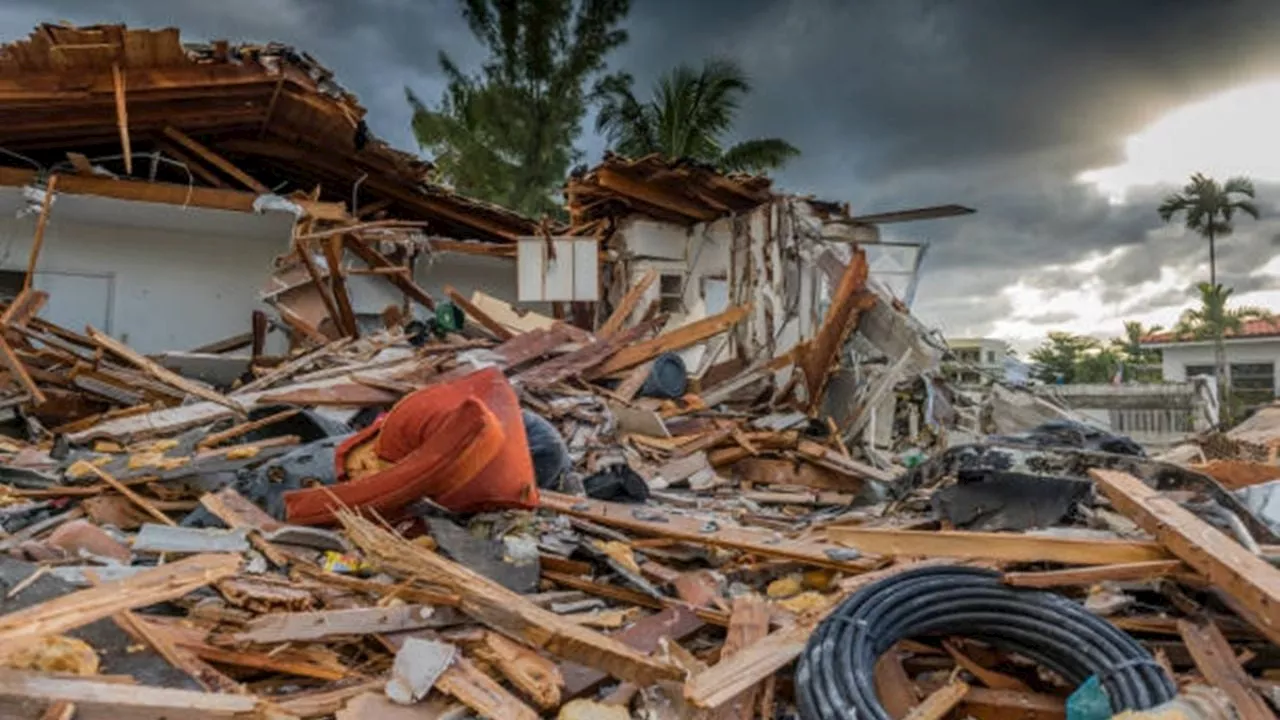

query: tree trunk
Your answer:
[1209,228,1230,426]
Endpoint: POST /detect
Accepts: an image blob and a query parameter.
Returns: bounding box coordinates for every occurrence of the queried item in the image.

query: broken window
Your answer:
[659,273,685,313]
[0,270,24,302]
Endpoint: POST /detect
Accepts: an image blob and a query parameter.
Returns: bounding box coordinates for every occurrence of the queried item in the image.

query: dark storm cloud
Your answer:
[3,0,1280,337]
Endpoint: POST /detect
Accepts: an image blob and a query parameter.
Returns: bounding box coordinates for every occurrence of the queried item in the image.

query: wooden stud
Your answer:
[0,671,265,720]
[826,526,1169,566]
[84,464,175,527]
[344,234,436,311]
[955,688,1065,720]
[716,595,770,720]
[111,63,132,175]
[1002,560,1186,588]
[319,235,359,338]
[87,326,243,414]
[598,268,657,338]
[23,174,57,294]
[1177,619,1272,720]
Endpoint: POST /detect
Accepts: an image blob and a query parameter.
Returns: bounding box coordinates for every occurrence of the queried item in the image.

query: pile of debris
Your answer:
[0,265,1273,719]
[0,21,1274,720]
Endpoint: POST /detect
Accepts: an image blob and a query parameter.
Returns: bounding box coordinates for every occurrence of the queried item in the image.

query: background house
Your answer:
[943,337,1012,386]
[1141,319,1280,411]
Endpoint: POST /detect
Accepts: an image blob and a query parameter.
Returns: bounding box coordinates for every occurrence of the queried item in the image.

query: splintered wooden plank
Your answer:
[825,526,1168,566]
[320,235,359,338]
[592,304,751,376]
[162,126,268,193]
[0,670,265,720]
[87,326,243,413]
[797,249,873,409]
[1091,469,1280,642]
[559,606,705,700]
[111,63,131,175]
[796,439,896,484]
[344,234,435,310]
[445,284,513,340]
[340,513,681,688]
[0,288,48,328]
[23,174,57,294]
[541,492,880,573]
[234,605,462,644]
[956,688,1065,720]
[0,554,241,662]
[199,487,283,532]
[380,631,538,720]
[716,595,770,720]
[514,317,662,389]
[905,680,970,720]
[1177,619,1272,720]
[598,269,657,338]
[1002,560,1186,588]
[0,334,44,405]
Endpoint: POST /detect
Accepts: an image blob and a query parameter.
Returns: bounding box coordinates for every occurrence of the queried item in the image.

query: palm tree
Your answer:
[1158,173,1260,398]
[1157,173,1259,288]
[593,59,799,173]
[1109,321,1163,382]
[1173,283,1272,341]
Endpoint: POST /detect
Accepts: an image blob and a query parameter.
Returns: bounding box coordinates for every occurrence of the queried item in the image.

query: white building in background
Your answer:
[945,337,1013,385]
[1141,320,1280,410]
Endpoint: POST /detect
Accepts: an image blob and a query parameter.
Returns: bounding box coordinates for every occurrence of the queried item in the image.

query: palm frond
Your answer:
[719,138,801,173]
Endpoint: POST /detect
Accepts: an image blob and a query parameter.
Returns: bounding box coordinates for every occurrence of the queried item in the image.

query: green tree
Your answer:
[594,58,800,173]
[1158,173,1260,394]
[407,0,631,217]
[1030,332,1104,384]
[1108,321,1163,382]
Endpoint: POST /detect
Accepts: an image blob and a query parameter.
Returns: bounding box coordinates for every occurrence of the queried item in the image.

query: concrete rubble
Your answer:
[0,22,1270,720]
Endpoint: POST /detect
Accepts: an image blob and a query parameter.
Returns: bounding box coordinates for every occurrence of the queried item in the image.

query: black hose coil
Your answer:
[795,566,1176,720]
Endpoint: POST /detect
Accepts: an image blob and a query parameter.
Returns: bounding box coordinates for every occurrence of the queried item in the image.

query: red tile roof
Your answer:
[1143,318,1280,344]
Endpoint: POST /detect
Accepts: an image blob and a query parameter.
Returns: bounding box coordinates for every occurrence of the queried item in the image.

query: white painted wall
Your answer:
[1157,339,1280,393]
[0,188,295,354]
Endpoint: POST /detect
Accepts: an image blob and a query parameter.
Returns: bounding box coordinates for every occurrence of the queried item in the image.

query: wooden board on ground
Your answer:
[826,526,1168,566]
[1091,469,1280,644]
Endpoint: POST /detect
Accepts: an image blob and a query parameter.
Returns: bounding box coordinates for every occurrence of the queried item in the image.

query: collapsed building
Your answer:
[0,23,1271,720]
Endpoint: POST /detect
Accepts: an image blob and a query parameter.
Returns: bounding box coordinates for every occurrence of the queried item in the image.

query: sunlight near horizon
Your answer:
[1079,80,1280,202]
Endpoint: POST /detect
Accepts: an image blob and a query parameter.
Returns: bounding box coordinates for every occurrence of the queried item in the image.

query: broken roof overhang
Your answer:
[565,153,774,227]
[0,24,539,244]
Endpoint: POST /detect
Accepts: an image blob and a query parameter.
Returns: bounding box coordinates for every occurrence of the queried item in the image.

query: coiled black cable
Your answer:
[796,566,1176,720]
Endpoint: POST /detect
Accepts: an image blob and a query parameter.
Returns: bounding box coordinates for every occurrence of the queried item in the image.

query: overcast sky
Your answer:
[5,0,1280,348]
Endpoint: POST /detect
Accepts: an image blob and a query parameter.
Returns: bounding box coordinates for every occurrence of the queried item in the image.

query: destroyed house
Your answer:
[565,153,970,413]
[0,24,539,353]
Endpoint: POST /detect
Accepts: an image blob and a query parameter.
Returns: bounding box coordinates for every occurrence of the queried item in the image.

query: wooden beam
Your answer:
[24,174,58,294]
[541,491,880,573]
[344,234,436,310]
[84,464,175,527]
[0,289,48,329]
[340,512,682,688]
[1177,619,1272,720]
[1091,469,1280,643]
[797,250,874,409]
[559,606,705,700]
[111,63,131,175]
[154,140,229,189]
[87,326,244,414]
[66,152,93,175]
[0,554,241,661]
[0,334,44,405]
[161,126,268,194]
[592,304,751,376]
[0,166,262,214]
[319,236,359,338]
[541,571,729,626]
[825,526,1169,566]
[598,269,657,339]
[233,605,460,644]
[196,408,301,449]
[1002,560,1186,588]
[445,285,513,340]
